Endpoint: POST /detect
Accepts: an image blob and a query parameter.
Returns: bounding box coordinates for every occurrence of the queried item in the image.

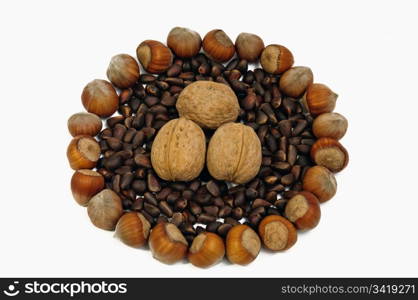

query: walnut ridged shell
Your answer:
[207,123,262,184]
[176,81,240,129]
[151,118,206,181]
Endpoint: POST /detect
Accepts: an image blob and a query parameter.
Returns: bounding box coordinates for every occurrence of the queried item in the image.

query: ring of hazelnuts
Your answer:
[67,27,349,268]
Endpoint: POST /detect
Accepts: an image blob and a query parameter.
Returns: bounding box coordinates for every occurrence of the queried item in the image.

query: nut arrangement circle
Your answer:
[67,27,348,268]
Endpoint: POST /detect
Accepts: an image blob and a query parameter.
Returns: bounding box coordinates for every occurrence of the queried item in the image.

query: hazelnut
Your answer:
[87,189,123,231]
[313,112,348,140]
[303,165,337,202]
[258,215,297,251]
[279,66,314,98]
[151,118,206,181]
[260,44,294,74]
[235,32,265,62]
[136,40,173,74]
[106,54,140,88]
[115,212,150,248]
[67,135,101,170]
[188,232,225,268]
[176,81,240,129]
[305,83,338,116]
[71,169,105,206]
[311,137,349,172]
[81,79,119,117]
[167,27,202,58]
[285,191,321,230]
[202,29,235,62]
[207,123,262,184]
[226,225,261,265]
[67,112,102,137]
[148,222,188,264]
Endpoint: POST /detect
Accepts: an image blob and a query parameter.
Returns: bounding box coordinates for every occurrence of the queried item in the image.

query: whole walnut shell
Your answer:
[176,81,240,129]
[151,118,206,181]
[207,123,262,184]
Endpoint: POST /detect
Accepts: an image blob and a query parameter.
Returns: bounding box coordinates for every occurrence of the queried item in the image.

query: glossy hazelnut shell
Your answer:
[71,169,105,206]
[167,27,202,58]
[305,83,338,116]
[67,135,101,170]
[285,191,321,230]
[258,215,297,251]
[312,112,348,140]
[226,224,261,265]
[311,137,349,172]
[203,29,235,62]
[303,166,337,202]
[260,44,294,74]
[136,40,173,74]
[188,232,225,268]
[107,54,140,88]
[67,112,102,137]
[148,222,188,264]
[115,212,151,248]
[81,79,119,117]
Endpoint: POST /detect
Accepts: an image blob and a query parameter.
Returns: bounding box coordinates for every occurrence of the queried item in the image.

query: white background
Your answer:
[0,0,417,277]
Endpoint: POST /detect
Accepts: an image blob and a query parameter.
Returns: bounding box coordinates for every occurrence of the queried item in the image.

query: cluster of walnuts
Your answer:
[151,80,262,184]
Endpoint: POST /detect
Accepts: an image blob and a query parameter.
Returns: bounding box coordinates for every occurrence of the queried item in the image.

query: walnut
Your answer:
[176,81,240,129]
[151,118,206,181]
[207,123,262,184]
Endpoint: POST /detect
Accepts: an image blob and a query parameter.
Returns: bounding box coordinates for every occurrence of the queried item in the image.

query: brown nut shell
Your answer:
[176,81,239,129]
[235,32,265,62]
[87,189,123,231]
[202,29,235,62]
[313,112,348,140]
[151,118,206,181]
[285,191,321,230]
[303,165,337,202]
[67,135,101,170]
[258,215,297,251]
[115,212,151,248]
[71,169,105,206]
[305,83,338,116]
[260,44,294,74]
[207,123,262,184]
[226,224,261,265]
[136,40,173,74]
[311,138,349,173]
[107,54,140,88]
[279,66,314,98]
[167,27,202,58]
[188,232,225,268]
[67,112,102,137]
[81,79,119,117]
[149,222,188,264]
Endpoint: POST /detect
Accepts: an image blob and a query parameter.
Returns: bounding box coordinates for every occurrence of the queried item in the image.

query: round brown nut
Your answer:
[207,123,262,184]
[176,81,240,129]
[151,118,206,181]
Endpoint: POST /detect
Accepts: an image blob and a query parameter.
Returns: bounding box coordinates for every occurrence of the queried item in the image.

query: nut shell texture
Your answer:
[207,123,262,184]
[176,81,240,129]
[167,27,202,58]
[151,118,206,181]
[81,79,119,117]
[149,222,188,264]
[106,54,140,88]
[115,212,150,248]
[260,44,294,74]
[87,189,123,231]
[203,29,235,62]
[312,112,348,140]
[226,225,261,265]
[306,83,338,116]
[136,40,173,74]
[302,166,337,202]
[188,232,225,268]
[258,215,297,251]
